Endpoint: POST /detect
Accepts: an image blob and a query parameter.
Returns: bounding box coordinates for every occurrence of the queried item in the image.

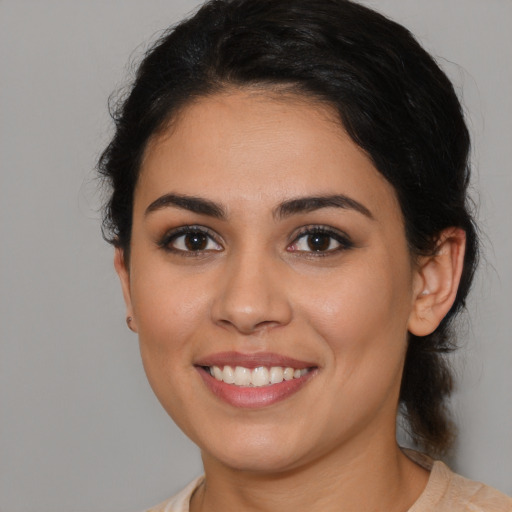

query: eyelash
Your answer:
[158,225,354,257]
[158,225,222,256]
[288,226,354,256]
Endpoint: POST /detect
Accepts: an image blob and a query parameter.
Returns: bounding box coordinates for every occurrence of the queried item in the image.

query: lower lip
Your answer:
[196,367,316,408]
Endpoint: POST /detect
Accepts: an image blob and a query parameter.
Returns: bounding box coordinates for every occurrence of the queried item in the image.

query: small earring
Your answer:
[126,316,135,332]
[421,290,430,296]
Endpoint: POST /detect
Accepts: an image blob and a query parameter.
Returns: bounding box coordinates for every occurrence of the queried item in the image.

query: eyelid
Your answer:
[288,225,354,254]
[158,225,223,254]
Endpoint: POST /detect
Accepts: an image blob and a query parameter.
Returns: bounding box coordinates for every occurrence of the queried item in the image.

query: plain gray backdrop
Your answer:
[1,1,511,511]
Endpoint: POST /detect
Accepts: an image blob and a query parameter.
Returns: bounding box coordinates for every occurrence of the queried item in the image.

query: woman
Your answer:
[98,0,512,510]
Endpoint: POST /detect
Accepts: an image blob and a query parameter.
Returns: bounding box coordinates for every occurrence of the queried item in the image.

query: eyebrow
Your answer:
[145,193,226,219]
[274,194,374,220]
[144,192,373,221]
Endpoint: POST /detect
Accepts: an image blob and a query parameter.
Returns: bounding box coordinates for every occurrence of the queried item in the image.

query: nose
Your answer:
[211,250,293,335]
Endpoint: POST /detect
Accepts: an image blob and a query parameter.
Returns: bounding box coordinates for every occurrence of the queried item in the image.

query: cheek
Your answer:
[131,257,208,339]
[132,271,210,428]
[299,256,412,373]
[128,259,213,404]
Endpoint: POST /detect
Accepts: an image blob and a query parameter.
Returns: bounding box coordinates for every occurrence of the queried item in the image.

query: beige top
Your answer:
[146,453,512,512]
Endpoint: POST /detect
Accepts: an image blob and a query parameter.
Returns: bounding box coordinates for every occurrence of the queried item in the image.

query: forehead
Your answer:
[137,89,401,221]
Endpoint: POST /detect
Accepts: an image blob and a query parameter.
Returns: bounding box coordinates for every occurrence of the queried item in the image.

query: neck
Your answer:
[191,434,428,512]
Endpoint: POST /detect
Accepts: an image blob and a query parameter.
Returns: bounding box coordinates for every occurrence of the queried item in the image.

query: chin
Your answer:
[207,447,305,474]
[198,426,310,474]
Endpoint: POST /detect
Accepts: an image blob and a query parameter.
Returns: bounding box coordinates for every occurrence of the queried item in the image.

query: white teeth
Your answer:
[207,365,310,387]
[222,365,235,384]
[234,366,252,386]
[283,367,294,381]
[252,367,270,387]
[269,366,284,384]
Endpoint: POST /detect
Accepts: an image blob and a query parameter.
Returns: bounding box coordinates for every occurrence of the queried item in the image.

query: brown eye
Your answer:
[184,232,208,251]
[288,226,353,255]
[306,233,332,252]
[161,227,223,253]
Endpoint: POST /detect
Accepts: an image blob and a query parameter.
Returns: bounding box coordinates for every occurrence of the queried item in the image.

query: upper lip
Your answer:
[194,351,316,370]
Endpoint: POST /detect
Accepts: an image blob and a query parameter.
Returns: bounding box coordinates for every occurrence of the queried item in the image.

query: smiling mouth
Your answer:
[195,352,317,407]
[204,365,312,387]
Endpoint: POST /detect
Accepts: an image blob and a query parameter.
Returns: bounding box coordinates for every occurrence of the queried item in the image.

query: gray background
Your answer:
[0,1,510,511]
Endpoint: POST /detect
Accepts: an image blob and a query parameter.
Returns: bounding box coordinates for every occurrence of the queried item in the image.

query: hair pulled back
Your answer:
[99,0,478,456]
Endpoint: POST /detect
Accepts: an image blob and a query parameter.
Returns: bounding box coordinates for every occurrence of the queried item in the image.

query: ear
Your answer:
[114,247,138,333]
[408,228,466,337]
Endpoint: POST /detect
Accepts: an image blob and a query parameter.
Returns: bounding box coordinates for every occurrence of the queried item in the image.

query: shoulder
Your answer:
[144,476,204,512]
[440,469,512,512]
[407,452,512,512]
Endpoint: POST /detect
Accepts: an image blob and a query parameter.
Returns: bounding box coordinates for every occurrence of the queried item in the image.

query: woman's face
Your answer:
[118,90,424,473]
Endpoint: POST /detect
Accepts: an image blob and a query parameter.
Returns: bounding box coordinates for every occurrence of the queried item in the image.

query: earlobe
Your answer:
[114,247,138,333]
[408,228,466,337]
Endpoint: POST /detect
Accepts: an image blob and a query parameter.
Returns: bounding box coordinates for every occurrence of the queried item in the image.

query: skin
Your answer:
[115,89,466,512]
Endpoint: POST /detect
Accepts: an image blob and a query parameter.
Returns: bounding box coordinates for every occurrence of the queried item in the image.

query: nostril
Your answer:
[210,265,293,333]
